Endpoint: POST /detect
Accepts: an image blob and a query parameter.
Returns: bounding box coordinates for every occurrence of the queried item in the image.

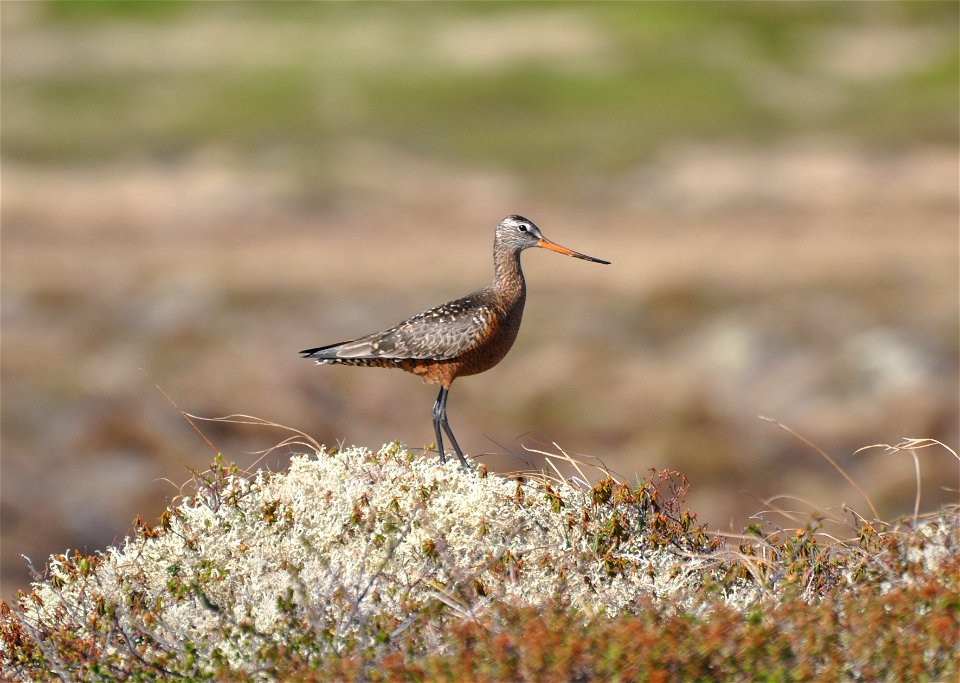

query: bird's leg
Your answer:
[441,421,468,469]
[432,387,446,464]
[437,386,469,469]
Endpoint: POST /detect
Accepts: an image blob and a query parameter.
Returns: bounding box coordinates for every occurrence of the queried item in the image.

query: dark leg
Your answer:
[436,386,469,468]
[432,387,446,464]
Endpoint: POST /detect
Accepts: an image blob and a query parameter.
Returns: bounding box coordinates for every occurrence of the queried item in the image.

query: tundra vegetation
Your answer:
[2,434,957,681]
[4,1,957,606]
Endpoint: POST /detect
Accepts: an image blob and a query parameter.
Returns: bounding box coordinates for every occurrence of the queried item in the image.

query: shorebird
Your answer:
[301,215,609,468]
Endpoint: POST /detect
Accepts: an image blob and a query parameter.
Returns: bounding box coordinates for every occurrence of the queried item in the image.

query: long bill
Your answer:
[537,237,611,265]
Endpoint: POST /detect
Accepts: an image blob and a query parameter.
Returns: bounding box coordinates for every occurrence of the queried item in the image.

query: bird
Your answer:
[300,215,610,468]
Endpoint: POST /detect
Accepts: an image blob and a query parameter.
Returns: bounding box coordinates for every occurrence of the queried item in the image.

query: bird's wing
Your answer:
[302,293,497,361]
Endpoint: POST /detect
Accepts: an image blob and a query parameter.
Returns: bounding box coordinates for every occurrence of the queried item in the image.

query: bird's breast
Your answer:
[451,294,524,378]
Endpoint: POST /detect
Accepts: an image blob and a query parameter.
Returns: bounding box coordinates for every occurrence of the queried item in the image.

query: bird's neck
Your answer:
[493,249,526,303]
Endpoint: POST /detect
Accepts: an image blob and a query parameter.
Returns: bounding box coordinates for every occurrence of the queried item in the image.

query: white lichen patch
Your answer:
[18,444,742,668]
[8,443,957,681]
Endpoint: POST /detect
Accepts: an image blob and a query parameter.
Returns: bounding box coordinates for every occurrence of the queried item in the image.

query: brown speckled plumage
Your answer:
[301,215,609,467]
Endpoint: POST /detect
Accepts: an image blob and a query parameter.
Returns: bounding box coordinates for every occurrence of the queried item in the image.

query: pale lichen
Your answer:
[15,444,745,672]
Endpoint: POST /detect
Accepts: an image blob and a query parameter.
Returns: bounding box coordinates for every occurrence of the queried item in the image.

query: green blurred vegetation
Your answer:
[4,1,957,182]
[3,0,957,606]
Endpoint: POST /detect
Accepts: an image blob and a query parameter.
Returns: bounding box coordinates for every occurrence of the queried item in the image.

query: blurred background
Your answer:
[2,2,957,598]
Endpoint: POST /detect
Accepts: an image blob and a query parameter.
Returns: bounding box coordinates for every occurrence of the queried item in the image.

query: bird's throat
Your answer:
[494,250,525,302]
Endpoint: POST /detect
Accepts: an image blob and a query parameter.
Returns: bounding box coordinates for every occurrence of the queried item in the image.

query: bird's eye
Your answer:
[519,225,528,232]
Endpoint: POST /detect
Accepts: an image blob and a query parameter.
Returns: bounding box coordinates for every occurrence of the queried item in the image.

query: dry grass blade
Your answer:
[542,456,570,488]
[143,371,221,456]
[854,438,960,464]
[759,415,881,522]
[754,494,826,526]
[854,437,960,527]
[521,442,623,488]
[182,413,325,476]
[853,443,920,526]
[183,413,323,452]
[757,493,851,529]
[883,438,959,463]
[240,434,334,475]
[523,443,590,486]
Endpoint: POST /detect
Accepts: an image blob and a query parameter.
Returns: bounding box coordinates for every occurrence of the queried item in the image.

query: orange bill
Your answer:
[537,237,610,264]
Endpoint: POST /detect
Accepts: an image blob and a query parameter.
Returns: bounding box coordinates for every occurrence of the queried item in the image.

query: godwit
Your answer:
[301,215,609,467]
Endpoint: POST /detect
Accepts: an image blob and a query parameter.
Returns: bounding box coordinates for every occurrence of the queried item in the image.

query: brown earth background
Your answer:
[2,2,958,598]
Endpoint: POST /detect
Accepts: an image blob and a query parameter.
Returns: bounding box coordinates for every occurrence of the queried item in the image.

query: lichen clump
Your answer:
[3,444,956,681]
[3,445,718,675]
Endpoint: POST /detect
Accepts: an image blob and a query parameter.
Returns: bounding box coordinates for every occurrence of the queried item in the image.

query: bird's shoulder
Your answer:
[373,288,499,359]
[406,288,497,325]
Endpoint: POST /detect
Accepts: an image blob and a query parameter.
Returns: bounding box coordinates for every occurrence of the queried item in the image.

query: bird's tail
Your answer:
[301,338,383,363]
[300,341,348,362]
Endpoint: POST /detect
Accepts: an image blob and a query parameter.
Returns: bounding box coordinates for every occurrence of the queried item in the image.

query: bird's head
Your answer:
[496,215,610,264]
